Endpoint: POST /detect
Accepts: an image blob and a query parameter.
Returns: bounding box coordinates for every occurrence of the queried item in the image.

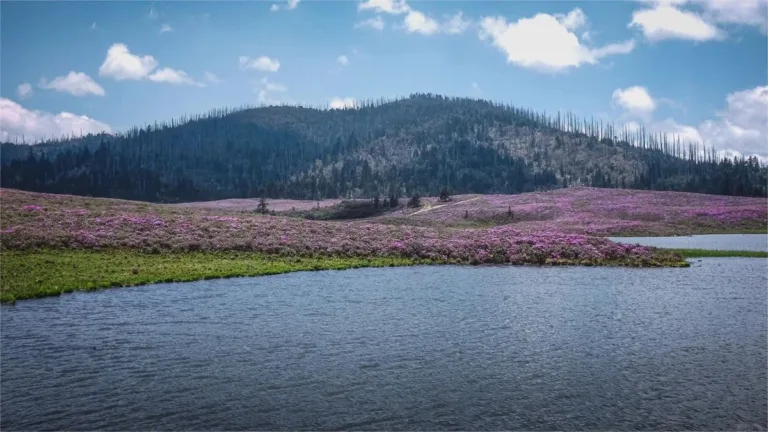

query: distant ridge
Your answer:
[2,94,765,202]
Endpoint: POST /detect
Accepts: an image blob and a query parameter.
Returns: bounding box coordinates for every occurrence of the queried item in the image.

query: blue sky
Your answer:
[1,0,766,159]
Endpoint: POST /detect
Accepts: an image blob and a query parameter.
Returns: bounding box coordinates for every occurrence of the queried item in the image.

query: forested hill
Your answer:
[2,94,766,202]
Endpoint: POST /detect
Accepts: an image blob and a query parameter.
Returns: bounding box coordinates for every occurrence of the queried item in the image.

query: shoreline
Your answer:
[2,248,764,303]
[1,248,695,303]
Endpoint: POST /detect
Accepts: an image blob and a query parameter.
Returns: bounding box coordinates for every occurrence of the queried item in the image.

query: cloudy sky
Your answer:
[1,0,766,159]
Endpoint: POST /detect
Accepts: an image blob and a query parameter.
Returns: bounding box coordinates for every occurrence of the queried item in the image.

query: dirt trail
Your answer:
[410,196,482,216]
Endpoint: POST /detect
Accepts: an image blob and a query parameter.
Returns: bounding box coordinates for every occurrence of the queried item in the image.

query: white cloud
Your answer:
[557,8,587,31]
[479,10,635,71]
[255,77,288,105]
[98,44,203,86]
[270,0,300,12]
[694,0,767,33]
[619,85,768,160]
[99,43,159,81]
[443,11,471,34]
[337,55,350,66]
[148,6,159,20]
[260,77,287,92]
[90,22,98,30]
[358,0,410,15]
[329,97,358,109]
[0,98,112,143]
[148,68,204,86]
[355,16,385,30]
[39,71,106,97]
[612,86,656,114]
[698,86,768,158]
[404,10,440,35]
[629,4,724,41]
[239,55,280,72]
[204,71,221,84]
[16,83,33,99]
[650,118,705,143]
[160,24,172,33]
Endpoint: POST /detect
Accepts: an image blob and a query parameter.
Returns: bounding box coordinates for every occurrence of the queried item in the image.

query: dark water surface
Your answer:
[2,259,766,431]
[610,233,768,252]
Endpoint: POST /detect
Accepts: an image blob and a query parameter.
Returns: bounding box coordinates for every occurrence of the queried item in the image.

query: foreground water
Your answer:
[2,259,767,431]
[610,233,768,251]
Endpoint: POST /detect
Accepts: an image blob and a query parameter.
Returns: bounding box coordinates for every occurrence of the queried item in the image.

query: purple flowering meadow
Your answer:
[0,188,687,267]
[373,187,767,236]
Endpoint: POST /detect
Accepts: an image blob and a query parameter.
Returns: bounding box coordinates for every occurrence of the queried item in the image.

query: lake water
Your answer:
[2,260,767,431]
[610,234,768,252]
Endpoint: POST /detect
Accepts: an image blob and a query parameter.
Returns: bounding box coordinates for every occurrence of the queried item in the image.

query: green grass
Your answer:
[671,249,768,258]
[0,249,438,303]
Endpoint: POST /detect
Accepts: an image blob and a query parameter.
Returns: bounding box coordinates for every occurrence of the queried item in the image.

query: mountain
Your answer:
[1,94,766,202]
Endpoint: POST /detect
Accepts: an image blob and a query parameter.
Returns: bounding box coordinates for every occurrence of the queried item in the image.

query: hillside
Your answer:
[171,187,768,237]
[2,94,766,202]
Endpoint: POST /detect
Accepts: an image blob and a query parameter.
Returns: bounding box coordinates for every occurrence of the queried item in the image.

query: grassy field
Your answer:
[673,249,768,258]
[0,250,437,303]
[3,247,764,303]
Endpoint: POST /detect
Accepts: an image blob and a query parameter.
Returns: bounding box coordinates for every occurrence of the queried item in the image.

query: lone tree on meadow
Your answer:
[408,194,421,208]
[389,193,399,208]
[439,188,452,202]
[256,197,268,214]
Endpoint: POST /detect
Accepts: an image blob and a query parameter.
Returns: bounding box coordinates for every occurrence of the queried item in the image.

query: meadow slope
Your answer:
[3,187,765,301]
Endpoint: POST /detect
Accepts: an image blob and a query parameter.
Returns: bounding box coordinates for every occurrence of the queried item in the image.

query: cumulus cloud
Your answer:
[270,0,300,12]
[404,10,440,35]
[260,77,287,93]
[239,55,280,72]
[160,24,172,33]
[98,44,203,86]
[358,0,409,15]
[329,97,358,109]
[148,68,204,86]
[337,55,350,66]
[16,83,33,99]
[698,86,768,158]
[479,10,635,71]
[99,43,158,81]
[557,8,587,30]
[629,4,724,41]
[617,85,768,160]
[355,16,385,30]
[0,98,112,143]
[443,11,472,34]
[696,0,768,33]
[358,0,467,36]
[255,77,288,105]
[39,71,106,96]
[612,86,656,114]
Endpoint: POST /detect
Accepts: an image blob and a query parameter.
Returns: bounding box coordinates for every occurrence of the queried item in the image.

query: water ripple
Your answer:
[1,258,766,431]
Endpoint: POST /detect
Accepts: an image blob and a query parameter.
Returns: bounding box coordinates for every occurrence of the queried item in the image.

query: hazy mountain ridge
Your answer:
[1,94,766,202]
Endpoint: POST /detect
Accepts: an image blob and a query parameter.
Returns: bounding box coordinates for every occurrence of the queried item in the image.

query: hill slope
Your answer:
[2,94,766,202]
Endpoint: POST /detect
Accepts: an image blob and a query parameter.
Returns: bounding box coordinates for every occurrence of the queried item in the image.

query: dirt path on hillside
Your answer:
[410,196,482,216]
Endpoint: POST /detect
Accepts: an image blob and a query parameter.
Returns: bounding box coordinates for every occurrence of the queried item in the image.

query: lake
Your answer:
[609,233,768,251]
[2,259,766,431]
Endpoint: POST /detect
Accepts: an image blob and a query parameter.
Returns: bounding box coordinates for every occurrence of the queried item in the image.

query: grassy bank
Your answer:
[673,249,768,258]
[1,248,691,303]
[0,250,437,303]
